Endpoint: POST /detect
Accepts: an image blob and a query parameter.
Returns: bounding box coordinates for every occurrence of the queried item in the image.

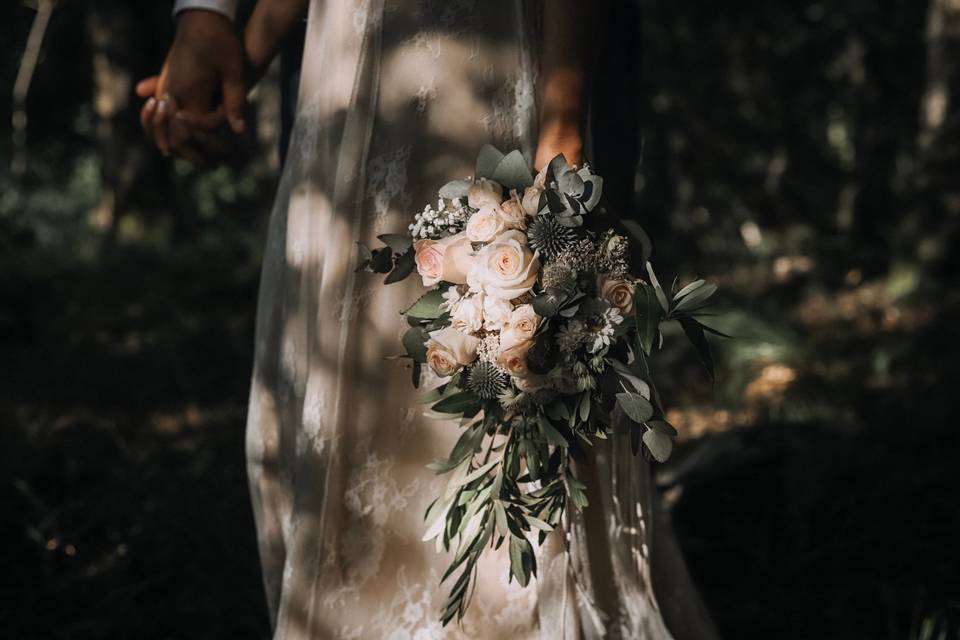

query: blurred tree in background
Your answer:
[1,0,958,639]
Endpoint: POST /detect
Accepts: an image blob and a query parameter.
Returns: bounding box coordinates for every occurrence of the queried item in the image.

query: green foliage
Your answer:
[403,289,446,319]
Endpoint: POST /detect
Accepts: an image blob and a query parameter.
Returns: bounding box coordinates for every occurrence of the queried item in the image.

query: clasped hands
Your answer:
[136,9,249,164]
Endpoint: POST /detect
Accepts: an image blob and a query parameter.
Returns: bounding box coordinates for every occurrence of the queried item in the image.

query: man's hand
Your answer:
[135,9,246,159]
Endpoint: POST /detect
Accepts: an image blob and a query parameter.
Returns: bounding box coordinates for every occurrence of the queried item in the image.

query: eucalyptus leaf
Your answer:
[532,288,566,317]
[580,175,604,211]
[611,403,631,433]
[369,247,393,273]
[642,429,674,462]
[475,144,505,179]
[545,189,567,213]
[377,233,413,253]
[558,304,580,318]
[402,326,428,363]
[646,419,678,436]
[403,288,446,319]
[558,171,585,197]
[356,242,373,269]
[439,179,472,200]
[491,150,534,190]
[384,250,415,284]
[615,392,654,423]
[547,154,570,183]
[411,361,422,388]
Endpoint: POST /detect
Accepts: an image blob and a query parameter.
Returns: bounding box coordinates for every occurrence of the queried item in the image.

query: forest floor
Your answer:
[2,241,958,640]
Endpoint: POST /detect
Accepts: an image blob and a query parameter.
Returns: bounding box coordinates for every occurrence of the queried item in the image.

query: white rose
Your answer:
[499,190,528,230]
[521,186,542,217]
[497,339,534,377]
[600,278,636,316]
[470,230,541,300]
[465,205,507,243]
[482,296,513,331]
[500,304,540,351]
[425,327,480,377]
[450,294,485,333]
[467,178,504,209]
[416,233,475,287]
[438,233,474,284]
[440,285,464,312]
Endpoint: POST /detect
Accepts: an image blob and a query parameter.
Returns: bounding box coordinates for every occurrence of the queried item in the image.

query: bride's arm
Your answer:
[243,0,309,84]
[534,0,601,170]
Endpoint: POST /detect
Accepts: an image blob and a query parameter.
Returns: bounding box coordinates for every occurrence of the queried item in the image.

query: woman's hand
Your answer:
[535,0,596,171]
[534,119,583,170]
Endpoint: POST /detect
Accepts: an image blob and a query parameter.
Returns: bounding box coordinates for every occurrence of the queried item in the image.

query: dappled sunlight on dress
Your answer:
[244,1,718,638]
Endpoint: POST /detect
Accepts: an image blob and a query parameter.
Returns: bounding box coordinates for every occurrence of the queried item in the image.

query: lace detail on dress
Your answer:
[318,444,423,611]
[367,145,413,229]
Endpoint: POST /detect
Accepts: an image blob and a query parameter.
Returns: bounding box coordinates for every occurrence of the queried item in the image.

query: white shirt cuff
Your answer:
[173,0,238,21]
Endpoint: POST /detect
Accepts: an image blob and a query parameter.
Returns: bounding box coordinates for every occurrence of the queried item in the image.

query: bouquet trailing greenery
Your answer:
[357,145,722,625]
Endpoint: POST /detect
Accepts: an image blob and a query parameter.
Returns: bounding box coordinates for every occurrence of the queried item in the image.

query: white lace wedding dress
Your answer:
[244,1,719,638]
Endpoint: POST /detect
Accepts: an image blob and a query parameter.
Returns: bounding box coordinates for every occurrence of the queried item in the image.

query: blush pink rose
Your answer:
[414,233,474,286]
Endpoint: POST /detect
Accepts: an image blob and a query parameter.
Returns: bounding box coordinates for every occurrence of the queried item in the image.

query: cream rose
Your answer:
[438,233,474,284]
[600,278,636,316]
[450,294,485,333]
[482,296,513,331]
[500,304,540,351]
[465,205,507,243]
[467,178,504,209]
[521,186,542,217]
[497,339,534,377]
[499,190,528,230]
[470,230,541,300]
[425,327,480,377]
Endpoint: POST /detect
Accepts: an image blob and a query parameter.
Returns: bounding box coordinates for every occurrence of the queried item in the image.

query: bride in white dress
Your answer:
[148,0,722,637]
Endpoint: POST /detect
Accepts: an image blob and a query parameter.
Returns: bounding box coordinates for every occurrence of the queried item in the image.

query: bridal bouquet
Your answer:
[357,145,721,625]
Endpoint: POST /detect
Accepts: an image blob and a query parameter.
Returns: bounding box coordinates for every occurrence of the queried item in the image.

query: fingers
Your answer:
[176,108,227,130]
[169,109,231,163]
[152,94,177,156]
[221,65,247,134]
[135,76,159,99]
[140,96,157,138]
